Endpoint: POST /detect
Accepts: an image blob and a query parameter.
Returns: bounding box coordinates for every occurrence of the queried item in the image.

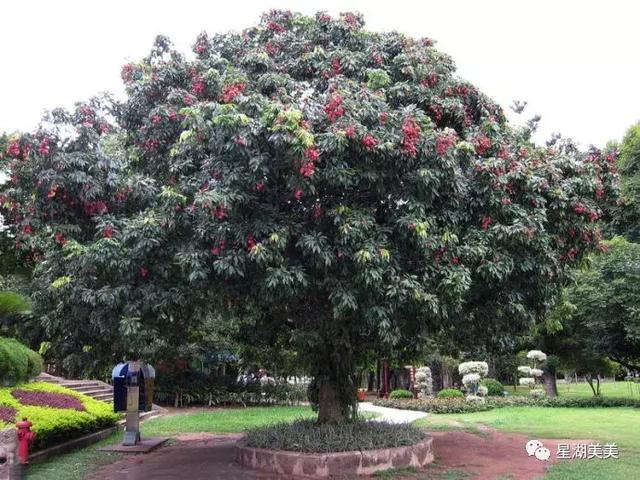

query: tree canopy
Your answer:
[0,11,617,422]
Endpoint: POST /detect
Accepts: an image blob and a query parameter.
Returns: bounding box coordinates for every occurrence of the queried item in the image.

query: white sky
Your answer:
[1,0,639,147]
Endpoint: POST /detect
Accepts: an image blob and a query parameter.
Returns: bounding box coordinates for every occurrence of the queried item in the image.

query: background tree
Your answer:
[0,11,617,422]
[546,237,640,375]
[612,122,640,239]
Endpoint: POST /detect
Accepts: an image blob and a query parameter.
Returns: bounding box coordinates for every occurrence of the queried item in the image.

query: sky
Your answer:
[1,0,638,148]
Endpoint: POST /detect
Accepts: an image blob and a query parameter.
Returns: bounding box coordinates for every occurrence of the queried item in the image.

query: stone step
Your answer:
[60,382,105,390]
[71,388,113,398]
[62,383,107,392]
[92,393,114,402]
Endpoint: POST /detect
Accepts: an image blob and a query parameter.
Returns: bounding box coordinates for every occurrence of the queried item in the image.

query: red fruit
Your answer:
[481,216,492,230]
[299,162,315,177]
[361,134,378,150]
[47,187,57,199]
[436,131,457,156]
[139,266,149,278]
[121,63,135,83]
[246,234,256,250]
[191,76,206,95]
[103,225,114,238]
[474,135,491,155]
[55,232,67,246]
[452,257,461,265]
[22,225,33,235]
[294,189,304,200]
[312,204,322,219]
[7,141,21,158]
[219,82,246,103]
[324,95,345,122]
[266,21,285,33]
[344,124,356,138]
[255,182,265,192]
[401,117,421,157]
[38,138,50,156]
[331,57,342,75]
[304,147,320,162]
[573,203,587,215]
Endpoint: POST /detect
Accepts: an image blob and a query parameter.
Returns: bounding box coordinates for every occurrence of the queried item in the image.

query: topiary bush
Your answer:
[481,378,505,396]
[437,388,464,398]
[245,418,425,453]
[0,337,43,386]
[389,388,413,399]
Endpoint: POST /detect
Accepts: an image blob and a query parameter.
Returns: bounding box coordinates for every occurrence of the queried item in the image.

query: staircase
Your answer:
[36,372,114,403]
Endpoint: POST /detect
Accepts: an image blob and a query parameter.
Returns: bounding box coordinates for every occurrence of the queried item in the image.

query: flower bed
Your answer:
[374,395,640,414]
[0,382,120,450]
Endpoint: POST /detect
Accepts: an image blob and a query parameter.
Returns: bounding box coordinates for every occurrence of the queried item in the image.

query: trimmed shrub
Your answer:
[245,419,425,453]
[375,397,490,414]
[481,378,505,396]
[0,337,43,386]
[374,395,640,414]
[437,388,464,399]
[389,389,413,399]
[0,382,120,450]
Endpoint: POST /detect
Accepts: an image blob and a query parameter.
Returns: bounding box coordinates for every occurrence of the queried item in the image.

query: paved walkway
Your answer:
[359,401,429,424]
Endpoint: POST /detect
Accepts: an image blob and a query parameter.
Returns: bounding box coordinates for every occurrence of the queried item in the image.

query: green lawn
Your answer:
[416,407,640,480]
[141,405,314,437]
[504,380,640,398]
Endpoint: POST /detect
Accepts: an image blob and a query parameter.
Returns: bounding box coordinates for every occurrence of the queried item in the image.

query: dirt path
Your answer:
[87,429,589,480]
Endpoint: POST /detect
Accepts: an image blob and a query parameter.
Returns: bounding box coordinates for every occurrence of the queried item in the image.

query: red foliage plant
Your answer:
[0,406,17,424]
[11,390,86,412]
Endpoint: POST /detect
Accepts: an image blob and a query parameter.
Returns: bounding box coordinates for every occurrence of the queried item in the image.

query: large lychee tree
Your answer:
[1,11,617,422]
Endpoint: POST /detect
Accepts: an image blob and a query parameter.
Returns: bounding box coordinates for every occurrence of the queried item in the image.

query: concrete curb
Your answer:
[28,425,120,464]
[236,436,434,477]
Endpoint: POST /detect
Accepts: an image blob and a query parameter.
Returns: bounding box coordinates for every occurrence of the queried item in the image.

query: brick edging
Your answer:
[236,436,434,477]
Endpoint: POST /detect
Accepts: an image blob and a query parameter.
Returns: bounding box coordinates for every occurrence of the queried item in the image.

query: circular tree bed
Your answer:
[236,419,433,477]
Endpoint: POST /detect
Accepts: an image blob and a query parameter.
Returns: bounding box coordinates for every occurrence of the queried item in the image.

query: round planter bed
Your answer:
[236,436,433,477]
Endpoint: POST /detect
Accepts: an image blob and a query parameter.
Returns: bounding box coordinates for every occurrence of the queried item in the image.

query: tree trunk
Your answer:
[585,374,598,397]
[543,372,558,397]
[317,378,346,424]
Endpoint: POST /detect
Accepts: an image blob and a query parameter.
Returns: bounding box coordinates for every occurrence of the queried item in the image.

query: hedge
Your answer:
[374,395,640,414]
[154,371,307,407]
[0,382,120,450]
[480,378,505,396]
[0,337,43,386]
[436,388,464,399]
[389,389,414,399]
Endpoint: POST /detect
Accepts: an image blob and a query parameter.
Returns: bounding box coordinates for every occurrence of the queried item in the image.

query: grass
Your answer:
[504,380,640,398]
[416,406,640,479]
[140,405,314,437]
[25,431,122,480]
